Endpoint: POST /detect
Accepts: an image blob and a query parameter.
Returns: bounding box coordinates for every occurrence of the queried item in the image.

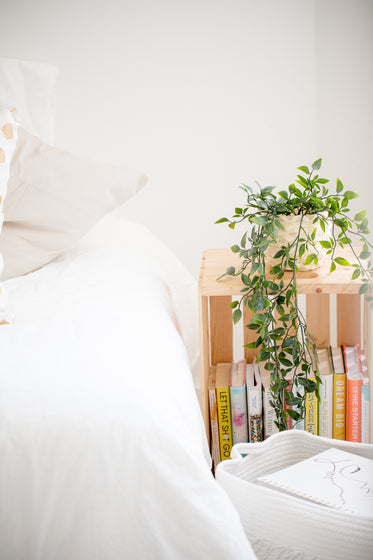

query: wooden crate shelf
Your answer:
[198,248,373,444]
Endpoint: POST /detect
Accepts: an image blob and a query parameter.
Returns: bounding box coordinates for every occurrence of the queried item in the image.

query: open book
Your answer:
[257,448,373,518]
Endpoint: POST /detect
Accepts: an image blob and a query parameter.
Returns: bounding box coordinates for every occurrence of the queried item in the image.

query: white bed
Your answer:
[0,215,256,559]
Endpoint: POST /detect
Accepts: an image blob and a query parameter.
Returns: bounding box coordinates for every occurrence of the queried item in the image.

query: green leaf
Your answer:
[251,215,267,227]
[287,408,300,421]
[297,175,308,187]
[258,349,271,361]
[297,165,310,174]
[336,178,343,193]
[230,300,239,309]
[279,356,293,367]
[289,184,303,197]
[361,217,369,228]
[251,313,265,325]
[359,251,370,260]
[278,190,289,200]
[261,186,275,195]
[317,178,329,184]
[231,244,240,253]
[304,253,316,266]
[269,265,282,275]
[319,240,331,249]
[215,217,229,224]
[359,283,369,295]
[344,190,359,200]
[228,222,236,229]
[330,261,336,273]
[334,256,351,266]
[354,210,366,222]
[312,158,322,170]
[226,266,236,275]
[334,218,347,229]
[232,309,242,324]
[272,327,285,337]
[275,218,286,231]
[351,268,361,280]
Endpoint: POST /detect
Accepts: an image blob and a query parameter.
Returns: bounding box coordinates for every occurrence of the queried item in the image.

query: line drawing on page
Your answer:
[315,457,373,507]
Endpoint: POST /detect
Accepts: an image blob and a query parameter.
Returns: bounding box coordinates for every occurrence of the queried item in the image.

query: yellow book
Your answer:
[333,372,346,440]
[216,363,233,461]
[305,378,318,435]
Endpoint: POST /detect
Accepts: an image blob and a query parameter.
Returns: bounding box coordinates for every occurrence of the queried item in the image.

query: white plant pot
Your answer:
[265,214,332,271]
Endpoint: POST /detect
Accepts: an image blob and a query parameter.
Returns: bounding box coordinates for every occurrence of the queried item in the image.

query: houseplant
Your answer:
[216,159,373,430]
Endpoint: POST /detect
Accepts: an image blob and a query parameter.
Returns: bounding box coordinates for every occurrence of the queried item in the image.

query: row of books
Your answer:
[315,345,369,442]
[208,345,370,468]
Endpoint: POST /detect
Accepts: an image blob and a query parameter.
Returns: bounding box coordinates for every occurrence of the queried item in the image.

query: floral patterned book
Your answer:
[246,363,263,442]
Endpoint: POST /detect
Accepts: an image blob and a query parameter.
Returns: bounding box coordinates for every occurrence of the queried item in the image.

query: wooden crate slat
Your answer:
[200,248,363,296]
[336,294,361,346]
[210,295,233,365]
[306,294,330,348]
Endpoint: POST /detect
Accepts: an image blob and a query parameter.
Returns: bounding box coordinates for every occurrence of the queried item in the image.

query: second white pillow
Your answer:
[1,127,148,280]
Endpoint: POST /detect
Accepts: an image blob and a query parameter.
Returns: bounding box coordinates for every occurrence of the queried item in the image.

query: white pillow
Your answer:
[0,58,58,144]
[0,109,18,322]
[0,127,148,280]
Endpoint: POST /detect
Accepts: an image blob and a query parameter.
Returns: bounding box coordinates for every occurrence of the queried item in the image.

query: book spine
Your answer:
[208,388,221,468]
[361,384,370,444]
[247,387,263,442]
[318,374,333,438]
[216,386,233,460]
[230,386,248,444]
[333,373,346,440]
[305,380,318,435]
[263,387,278,439]
[346,378,362,442]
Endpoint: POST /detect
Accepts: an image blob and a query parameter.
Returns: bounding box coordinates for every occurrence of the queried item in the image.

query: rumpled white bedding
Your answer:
[0,216,256,560]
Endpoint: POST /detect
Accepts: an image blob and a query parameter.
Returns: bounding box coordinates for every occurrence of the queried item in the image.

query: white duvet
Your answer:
[0,216,256,560]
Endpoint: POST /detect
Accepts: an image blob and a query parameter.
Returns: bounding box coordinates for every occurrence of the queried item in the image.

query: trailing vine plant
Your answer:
[216,159,373,431]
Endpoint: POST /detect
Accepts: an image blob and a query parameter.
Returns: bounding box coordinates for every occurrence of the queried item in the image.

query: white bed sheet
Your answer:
[0,216,256,560]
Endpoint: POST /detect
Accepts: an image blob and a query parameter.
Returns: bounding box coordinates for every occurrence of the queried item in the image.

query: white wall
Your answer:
[1,0,372,278]
[316,0,373,229]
